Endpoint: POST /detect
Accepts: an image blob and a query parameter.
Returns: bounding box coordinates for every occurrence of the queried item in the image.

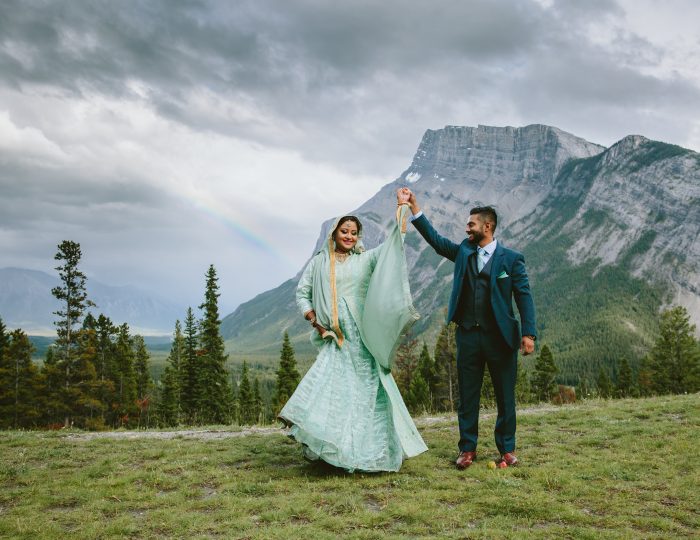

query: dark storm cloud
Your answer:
[0,156,168,231]
[1,0,698,168]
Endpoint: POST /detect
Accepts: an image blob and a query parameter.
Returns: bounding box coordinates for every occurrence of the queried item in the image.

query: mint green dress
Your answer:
[279,206,428,472]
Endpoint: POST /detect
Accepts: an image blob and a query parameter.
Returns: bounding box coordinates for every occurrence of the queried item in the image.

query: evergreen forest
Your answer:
[0,240,698,430]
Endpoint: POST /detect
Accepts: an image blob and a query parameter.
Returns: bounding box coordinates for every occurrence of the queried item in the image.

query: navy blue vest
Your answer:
[453,251,497,331]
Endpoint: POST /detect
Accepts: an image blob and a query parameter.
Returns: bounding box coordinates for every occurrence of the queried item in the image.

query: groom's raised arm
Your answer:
[407,190,460,262]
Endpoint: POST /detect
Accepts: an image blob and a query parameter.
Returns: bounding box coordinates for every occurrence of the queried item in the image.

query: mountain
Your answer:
[220,124,700,382]
[0,267,182,335]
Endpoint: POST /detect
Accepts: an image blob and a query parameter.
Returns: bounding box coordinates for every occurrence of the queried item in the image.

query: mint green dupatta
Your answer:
[361,204,419,369]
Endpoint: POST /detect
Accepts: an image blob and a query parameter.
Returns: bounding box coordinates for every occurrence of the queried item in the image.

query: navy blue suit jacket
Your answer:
[412,213,537,350]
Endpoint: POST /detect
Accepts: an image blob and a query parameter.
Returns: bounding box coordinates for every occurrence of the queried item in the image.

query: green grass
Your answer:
[1,394,698,539]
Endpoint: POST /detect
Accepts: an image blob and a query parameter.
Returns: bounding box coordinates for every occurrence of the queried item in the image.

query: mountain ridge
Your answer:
[0,267,182,336]
[220,124,700,382]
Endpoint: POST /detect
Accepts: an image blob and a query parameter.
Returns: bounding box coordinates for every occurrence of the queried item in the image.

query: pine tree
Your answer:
[112,324,137,427]
[50,240,96,427]
[197,265,232,424]
[93,314,117,424]
[253,377,264,424]
[596,368,613,398]
[433,323,458,412]
[237,361,255,425]
[180,307,200,423]
[40,346,67,427]
[416,342,438,411]
[394,333,419,399]
[133,336,152,399]
[0,317,9,368]
[74,320,108,429]
[531,344,558,402]
[514,360,532,404]
[158,320,185,427]
[132,335,153,428]
[637,355,654,397]
[0,329,42,429]
[407,371,431,414]
[615,358,635,398]
[648,306,700,395]
[274,332,300,412]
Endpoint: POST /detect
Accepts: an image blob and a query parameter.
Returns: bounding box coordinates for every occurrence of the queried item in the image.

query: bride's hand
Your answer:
[397,187,411,205]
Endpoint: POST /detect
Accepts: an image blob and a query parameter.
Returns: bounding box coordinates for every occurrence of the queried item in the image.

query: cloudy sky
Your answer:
[1,0,699,318]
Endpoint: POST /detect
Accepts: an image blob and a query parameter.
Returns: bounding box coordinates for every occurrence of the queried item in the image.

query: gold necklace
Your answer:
[334,250,350,262]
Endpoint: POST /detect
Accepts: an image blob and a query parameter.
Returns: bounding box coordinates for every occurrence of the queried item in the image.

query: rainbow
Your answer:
[183,191,298,268]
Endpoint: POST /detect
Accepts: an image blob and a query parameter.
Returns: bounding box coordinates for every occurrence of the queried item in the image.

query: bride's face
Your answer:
[334,220,359,252]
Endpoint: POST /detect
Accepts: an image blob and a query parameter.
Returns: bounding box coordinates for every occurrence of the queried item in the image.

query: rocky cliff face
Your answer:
[221,124,699,377]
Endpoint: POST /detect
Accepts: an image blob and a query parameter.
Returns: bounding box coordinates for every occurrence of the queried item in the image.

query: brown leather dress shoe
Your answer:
[455,451,477,469]
[499,452,519,466]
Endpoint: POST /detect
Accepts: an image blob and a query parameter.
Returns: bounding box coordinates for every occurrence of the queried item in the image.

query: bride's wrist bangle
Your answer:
[309,318,316,325]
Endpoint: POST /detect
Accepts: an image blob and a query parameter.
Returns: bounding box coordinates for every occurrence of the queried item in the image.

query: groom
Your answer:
[405,189,536,469]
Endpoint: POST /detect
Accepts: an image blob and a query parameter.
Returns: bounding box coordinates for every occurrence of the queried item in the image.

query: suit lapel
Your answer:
[489,243,505,291]
[464,245,477,288]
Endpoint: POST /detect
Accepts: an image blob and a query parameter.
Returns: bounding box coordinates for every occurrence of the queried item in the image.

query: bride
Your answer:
[279,188,427,472]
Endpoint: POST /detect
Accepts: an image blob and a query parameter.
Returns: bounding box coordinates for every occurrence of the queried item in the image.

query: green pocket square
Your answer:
[497,271,509,279]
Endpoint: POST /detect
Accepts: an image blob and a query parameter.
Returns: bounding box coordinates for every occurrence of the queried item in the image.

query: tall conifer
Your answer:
[274,332,300,411]
[133,336,152,399]
[197,265,232,424]
[0,317,9,368]
[409,343,436,412]
[237,361,254,424]
[50,240,96,427]
[93,314,118,424]
[615,358,635,398]
[596,368,613,398]
[0,330,42,428]
[515,360,532,404]
[253,377,263,424]
[180,307,200,423]
[394,334,419,399]
[648,306,700,394]
[531,344,558,402]
[75,319,108,428]
[112,324,137,427]
[433,323,458,412]
[158,320,185,426]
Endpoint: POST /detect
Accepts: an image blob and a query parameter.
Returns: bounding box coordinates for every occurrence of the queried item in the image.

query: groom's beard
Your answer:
[468,231,484,245]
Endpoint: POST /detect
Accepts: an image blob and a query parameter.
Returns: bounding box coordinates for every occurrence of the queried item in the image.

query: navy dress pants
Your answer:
[455,326,518,454]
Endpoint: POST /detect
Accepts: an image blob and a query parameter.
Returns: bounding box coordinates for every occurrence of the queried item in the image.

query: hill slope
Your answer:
[221,124,700,381]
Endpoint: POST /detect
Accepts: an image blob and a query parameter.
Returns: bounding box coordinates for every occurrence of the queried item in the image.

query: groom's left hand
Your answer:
[520,336,535,356]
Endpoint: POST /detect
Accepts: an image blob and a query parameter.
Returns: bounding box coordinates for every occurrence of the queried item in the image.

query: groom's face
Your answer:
[466,214,486,245]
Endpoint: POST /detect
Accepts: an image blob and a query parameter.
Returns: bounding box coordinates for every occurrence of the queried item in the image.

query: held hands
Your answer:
[520,336,535,356]
[396,187,411,205]
[396,187,420,215]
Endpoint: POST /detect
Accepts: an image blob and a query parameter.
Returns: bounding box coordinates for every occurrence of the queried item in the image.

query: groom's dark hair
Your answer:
[469,206,498,231]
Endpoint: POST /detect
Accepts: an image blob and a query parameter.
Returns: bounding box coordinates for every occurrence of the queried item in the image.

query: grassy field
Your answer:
[1,394,698,539]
